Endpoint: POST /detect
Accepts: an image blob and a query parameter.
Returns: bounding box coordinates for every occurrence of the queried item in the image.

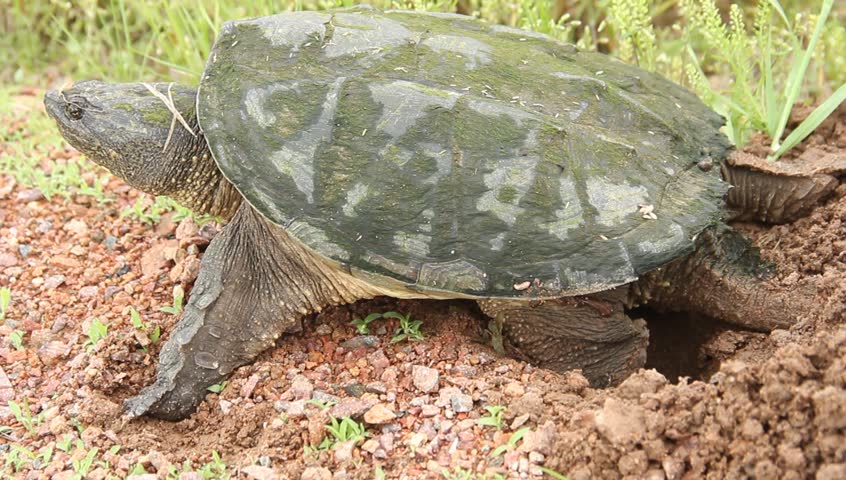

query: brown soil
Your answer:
[1,90,844,479]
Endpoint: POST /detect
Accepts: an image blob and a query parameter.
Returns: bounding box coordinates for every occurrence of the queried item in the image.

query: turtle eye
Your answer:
[66,103,84,120]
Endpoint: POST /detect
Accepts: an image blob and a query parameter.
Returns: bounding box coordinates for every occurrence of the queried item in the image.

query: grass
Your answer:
[682,0,846,157]
[0,287,10,321]
[476,405,507,430]
[323,416,368,447]
[83,318,109,352]
[160,285,185,315]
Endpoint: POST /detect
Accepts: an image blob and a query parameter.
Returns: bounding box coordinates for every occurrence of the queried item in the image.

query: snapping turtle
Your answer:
[45,7,799,420]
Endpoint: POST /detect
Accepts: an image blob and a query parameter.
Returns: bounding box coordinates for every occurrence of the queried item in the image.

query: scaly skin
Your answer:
[44,82,240,219]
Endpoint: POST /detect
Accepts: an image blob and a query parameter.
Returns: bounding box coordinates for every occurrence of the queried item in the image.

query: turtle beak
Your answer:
[44,90,64,121]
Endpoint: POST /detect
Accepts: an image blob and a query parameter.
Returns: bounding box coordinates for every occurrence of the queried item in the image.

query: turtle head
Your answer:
[44,81,204,195]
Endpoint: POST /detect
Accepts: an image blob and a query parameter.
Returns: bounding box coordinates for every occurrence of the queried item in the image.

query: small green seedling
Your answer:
[83,318,109,352]
[388,311,424,343]
[206,381,228,393]
[9,329,24,350]
[130,307,161,344]
[0,287,10,321]
[490,426,531,458]
[351,312,383,334]
[197,450,228,480]
[539,466,571,480]
[306,398,336,410]
[476,405,506,430]
[70,448,98,480]
[160,285,184,315]
[324,416,368,448]
[8,399,43,436]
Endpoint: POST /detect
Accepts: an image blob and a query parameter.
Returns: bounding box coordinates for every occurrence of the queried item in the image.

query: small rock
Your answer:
[450,392,473,413]
[17,244,31,257]
[37,341,72,367]
[241,374,262,398]
[361,439,379,454]
[241,465,277,480]
[36,219,53,233]
[364,404,396,424]
[17,188,44,202]
[421,405,440,417]
[170,255,201,283]
[343,383,366,398]
[0,367,13,402]
[510,413,530,430]
[289,375,314,401]
[104,235,118,249]
[333,440,356,463]
[63,219,89,236]
[519,421,557,456]
[301,466,332,480]
[365,382,387,394]
[274,400,306,418]
[179,474,203,480]
[44,275,66,289]
[503,382,525,397]
[315,324,333,336]
[340,335,380,350]
[219,399,232,414]
[368,349,391,370]
[412,365,440,393]
[329,397,376,419]
[0,252,18,267]
[175,218,200,240]
[78,286,99,298]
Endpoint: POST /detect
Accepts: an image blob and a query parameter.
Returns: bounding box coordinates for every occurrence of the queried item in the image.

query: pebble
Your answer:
[519,421,557,456]
[36,219,53,233]
[412,365,440,393]
[0,252,18,267]
[78,286,99,298]
[63,219,89,236]
[340,335,380,350]
[43,274,66,289]
[450,392,474,413]
[288,375,313,400]
[364,403,396,424]
[329,397,376,419]
[219,399,232,414]
[17,188,44,202]
[17,244,31,257]
[315,324,333,336]
[300,467,332,480]
[333,440,356,463]
[241,465,277,480]
[274,400,306,418]
[365,381,387,394]
[421,405,440,417]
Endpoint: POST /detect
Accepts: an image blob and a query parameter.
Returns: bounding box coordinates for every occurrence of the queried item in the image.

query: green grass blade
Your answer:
[771,82,846,160]
[765,0,791,29]
[770,0,834,152]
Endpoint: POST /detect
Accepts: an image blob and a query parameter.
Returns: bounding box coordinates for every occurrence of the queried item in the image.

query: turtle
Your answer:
[44,6,801,421]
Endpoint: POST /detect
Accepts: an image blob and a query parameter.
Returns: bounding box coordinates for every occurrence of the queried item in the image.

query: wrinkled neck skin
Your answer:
[153,118,241,220]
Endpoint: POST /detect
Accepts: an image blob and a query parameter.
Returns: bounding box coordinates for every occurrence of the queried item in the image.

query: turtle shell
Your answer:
[197,6,730,298]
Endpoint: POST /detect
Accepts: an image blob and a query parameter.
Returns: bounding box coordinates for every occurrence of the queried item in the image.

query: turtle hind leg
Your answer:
[632,224,807,331]
[478,290,648,387]
[124,204,372,420]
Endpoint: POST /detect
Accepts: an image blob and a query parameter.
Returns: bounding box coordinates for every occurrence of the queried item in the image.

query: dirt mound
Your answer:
[546,329,846,479]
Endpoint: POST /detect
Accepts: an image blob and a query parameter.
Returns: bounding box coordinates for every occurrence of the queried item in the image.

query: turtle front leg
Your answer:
[478,290,648,388]
[124,204,374,420]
